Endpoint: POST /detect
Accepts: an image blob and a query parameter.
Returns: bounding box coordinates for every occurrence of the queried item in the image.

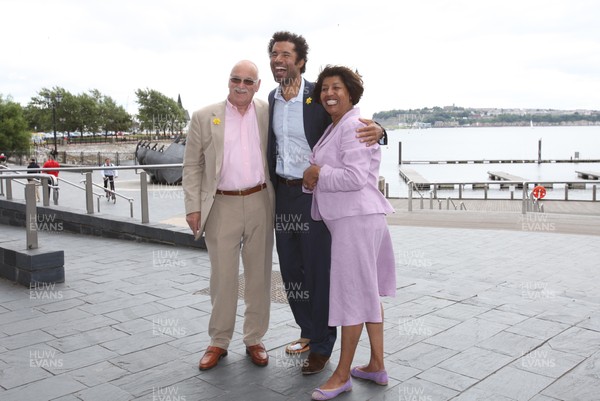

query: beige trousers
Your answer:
[203,188,273,349]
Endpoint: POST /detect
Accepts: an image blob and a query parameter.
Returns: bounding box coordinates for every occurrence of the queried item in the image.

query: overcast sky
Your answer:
[1,0,599,118]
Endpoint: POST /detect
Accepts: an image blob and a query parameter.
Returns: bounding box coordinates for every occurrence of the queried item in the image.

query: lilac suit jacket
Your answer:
[310,107,394,221]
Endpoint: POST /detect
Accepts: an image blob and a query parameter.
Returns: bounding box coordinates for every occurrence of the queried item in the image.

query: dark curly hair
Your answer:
[268,31,309,74]
[314,65,364,106]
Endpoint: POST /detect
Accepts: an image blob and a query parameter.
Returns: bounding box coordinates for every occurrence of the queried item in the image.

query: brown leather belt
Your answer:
[277,176,303,186]
[216,183,266,196]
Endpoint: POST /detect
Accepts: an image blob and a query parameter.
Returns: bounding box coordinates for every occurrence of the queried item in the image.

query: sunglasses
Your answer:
[230,76,257,86]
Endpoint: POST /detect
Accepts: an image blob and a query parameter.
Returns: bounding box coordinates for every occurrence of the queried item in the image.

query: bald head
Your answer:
[231,60,259,78]
[227,60,261,114]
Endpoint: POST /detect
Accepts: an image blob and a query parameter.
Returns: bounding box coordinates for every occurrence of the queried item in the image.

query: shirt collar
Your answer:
[275,77,305,103]
[226,98,255,115]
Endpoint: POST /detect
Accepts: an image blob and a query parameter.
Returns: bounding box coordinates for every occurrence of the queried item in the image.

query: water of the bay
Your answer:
[379,125,600,199]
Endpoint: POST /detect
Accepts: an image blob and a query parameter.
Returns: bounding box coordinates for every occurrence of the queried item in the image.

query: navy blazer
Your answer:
[267,79,332,189]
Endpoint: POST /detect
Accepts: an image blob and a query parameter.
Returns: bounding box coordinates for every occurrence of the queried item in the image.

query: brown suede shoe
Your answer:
[199,346,228,371]
[246,343,269,367]
[302,352,330,375]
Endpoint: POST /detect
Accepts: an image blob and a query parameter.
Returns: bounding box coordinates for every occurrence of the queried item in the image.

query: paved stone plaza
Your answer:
[1,207,600,400]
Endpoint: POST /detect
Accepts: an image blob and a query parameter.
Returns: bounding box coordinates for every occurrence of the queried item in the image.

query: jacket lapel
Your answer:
[211,104,226,176]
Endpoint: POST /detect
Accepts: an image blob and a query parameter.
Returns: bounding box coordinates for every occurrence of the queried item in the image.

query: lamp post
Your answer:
[47,93,63,157]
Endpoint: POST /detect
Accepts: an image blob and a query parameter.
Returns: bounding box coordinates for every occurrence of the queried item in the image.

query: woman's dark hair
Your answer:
[268,31,309,74]
[314,65,364,106]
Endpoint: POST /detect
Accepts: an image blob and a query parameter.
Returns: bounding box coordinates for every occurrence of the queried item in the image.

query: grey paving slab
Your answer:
[389,342,459,371]
[1,329,57,351]
[46,326,129,353]
[424,318,509,351]
[43,344,119,374]
[1,208,600,400]
[541,372,600,401]
[436,346,514,380]
[416,366,479,392]
[99,329,176,356]
[547,326,600,357]
[510,344,587,379]
[477,330,545,357]
[0,374,86,401]
[41,314,121,338]
[74,382,133,401]
[68,360,129,387]
[109,343,190,373]
[475,308,530,326]
[505,316,571,340]
[467,366,555,401]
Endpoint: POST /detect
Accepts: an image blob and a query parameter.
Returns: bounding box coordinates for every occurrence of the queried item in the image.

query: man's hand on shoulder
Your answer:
[356,118,385,147]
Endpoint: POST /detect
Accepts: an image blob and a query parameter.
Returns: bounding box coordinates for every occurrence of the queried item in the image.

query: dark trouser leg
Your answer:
[275,184,336,356]
[276,184,312,339]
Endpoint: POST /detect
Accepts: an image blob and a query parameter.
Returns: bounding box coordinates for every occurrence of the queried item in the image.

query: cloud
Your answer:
[1,0,599,119]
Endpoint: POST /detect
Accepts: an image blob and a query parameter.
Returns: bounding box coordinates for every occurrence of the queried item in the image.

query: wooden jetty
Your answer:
[399,168,430,190]
[487,171,527,188]
[576,171,600,180]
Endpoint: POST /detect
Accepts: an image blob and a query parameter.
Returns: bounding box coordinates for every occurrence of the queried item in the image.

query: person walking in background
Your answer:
[182,60,274,371]
[302,66,396,400]
[27,157,41,202]
[101,158,118,201]
[0,153,6,165]
[266,31,386,375]
[42,155,60,198]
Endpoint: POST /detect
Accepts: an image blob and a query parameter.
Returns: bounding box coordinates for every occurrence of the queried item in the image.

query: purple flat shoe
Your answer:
[311,378,352,400]
[350,366,388,385]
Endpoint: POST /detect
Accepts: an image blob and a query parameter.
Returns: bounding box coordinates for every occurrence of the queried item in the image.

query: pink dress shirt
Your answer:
[218,100,265,190]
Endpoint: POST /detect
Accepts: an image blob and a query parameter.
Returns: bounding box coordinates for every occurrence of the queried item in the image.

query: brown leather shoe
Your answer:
[199,346,227,371]
[302,352,330,375]
[246,343,269,367]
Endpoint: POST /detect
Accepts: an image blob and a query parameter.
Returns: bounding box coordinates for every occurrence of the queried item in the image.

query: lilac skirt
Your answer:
[324,214,396,326]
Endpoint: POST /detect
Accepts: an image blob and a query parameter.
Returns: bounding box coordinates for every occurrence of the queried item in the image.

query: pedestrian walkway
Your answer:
[1,210,600,400]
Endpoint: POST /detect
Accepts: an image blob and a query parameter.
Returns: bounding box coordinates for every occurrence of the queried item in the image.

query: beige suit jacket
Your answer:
[182,98,274,234]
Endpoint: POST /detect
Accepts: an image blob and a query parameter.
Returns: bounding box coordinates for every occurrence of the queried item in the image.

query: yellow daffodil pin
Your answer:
[306,97,312,105]
[212,118,221,125]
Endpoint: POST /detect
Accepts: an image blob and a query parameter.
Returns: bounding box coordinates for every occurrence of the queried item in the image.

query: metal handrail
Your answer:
[0,172,59,205]
[84,180,135,217]
[406,179,599,213]
[1,164,182,223]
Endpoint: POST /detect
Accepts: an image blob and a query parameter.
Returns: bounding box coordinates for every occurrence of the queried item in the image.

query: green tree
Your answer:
[98,95,131,136]
[0,95,30,156]
[135,88,185,135]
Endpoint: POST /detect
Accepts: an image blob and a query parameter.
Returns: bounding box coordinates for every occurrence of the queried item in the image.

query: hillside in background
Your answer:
[373,106,600,129]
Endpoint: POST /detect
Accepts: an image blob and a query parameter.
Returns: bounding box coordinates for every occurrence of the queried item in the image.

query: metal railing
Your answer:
[1,164,183,250]
[406,180,599,214]
[1,164,182,224]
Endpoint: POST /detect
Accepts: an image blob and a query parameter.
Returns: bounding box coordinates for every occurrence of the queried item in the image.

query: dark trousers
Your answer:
[275,183,336,356]
[104,176,115,192]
